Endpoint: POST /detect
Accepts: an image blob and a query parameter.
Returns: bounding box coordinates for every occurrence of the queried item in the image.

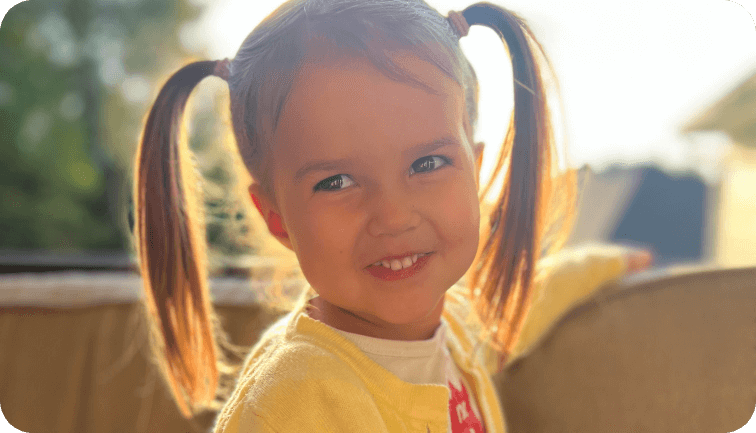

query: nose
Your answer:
[366,185,422,237]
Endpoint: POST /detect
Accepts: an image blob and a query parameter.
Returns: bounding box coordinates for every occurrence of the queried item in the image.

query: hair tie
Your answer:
[447,10,470,38]
[213,58,231,81]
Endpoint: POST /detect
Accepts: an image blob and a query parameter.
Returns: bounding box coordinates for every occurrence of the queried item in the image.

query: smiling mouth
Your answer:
[368,252,433,271]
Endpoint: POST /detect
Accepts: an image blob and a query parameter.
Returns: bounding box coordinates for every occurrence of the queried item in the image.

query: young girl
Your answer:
[133,1,653,431]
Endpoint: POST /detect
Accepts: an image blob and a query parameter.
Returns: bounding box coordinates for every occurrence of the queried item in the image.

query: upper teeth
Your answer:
[373,253,426,270]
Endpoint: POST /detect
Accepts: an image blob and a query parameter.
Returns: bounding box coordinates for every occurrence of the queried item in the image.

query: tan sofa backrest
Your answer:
[0,272,287,433]
[497,266,756,433]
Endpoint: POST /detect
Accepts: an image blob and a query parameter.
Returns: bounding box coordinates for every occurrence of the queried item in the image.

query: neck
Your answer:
[306,296,445,341]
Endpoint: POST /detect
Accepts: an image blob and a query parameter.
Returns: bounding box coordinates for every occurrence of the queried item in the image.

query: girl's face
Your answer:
[252,53,483,340]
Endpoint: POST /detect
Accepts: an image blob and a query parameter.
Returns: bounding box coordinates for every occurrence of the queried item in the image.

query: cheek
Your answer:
[432,176,481,242]
[295,204,358,262]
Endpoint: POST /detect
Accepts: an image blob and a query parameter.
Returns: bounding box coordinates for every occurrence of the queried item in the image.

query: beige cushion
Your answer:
[496,265,756,433]
[0,272,286,433]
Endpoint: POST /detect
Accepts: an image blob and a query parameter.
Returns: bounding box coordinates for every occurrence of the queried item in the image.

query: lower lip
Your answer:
[365,253,433,281]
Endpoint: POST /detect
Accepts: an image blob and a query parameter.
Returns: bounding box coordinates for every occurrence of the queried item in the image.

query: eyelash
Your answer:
[313,155,453,192]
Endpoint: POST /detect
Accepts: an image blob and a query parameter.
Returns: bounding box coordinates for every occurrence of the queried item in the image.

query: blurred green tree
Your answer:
[0,0,253,258]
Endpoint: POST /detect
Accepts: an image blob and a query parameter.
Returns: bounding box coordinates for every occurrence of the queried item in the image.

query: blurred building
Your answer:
[566,68,756,270]
[568,164,709,268]
[683,68,756,268]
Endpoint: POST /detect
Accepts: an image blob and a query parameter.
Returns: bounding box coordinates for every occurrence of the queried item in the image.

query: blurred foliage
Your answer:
[0,0,254,257]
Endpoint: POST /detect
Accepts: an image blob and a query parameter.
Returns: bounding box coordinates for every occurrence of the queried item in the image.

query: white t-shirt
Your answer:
[333,320,487,433]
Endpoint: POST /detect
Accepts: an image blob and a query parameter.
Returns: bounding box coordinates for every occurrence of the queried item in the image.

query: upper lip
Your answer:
[366,251,432,267]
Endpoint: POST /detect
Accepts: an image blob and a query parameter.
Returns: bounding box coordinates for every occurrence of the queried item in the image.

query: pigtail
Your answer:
[463,3,576,366]
[133,60,224,418]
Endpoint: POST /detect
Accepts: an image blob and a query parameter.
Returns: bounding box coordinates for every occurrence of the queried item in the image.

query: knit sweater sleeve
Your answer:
[507,242,629,364]
[448,243,630,375]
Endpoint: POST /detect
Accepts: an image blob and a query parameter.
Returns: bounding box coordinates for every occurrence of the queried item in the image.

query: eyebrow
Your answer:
[293,136,460,183]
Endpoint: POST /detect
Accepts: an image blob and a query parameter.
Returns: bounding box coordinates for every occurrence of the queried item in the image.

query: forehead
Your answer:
[271,53,468,179]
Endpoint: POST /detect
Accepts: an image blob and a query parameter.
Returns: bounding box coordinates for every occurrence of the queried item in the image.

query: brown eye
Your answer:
[313,174,355,192]
[410,155,451,175]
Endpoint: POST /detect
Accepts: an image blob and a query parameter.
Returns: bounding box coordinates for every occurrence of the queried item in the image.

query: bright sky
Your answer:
[185,0,756,182]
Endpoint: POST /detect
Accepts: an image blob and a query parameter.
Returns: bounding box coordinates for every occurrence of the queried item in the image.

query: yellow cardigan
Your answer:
[212,243,629,433]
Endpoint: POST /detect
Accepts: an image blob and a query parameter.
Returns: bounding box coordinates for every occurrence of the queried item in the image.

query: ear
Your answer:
[248,182,294,251]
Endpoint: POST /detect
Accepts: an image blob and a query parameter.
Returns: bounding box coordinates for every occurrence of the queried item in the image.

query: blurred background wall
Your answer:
[683,71,756,268]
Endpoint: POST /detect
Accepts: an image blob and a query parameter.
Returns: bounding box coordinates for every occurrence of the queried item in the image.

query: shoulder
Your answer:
[238,319,369,401]
[214,314,382,432]
[443,282,477,339]
[444,282,475,324]
[442,283,498,370]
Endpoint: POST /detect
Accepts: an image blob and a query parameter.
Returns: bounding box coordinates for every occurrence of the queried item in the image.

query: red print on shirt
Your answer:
[448,379,485,433]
